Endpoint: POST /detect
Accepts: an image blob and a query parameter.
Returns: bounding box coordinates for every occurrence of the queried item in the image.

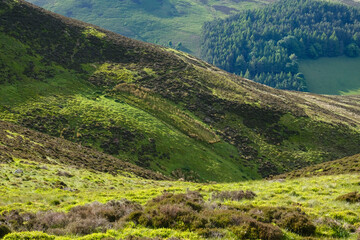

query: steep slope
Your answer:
[0,120,168,180]
[1,0,360,182]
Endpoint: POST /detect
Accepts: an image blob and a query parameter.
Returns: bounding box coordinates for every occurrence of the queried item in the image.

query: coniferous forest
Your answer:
[201,0,360,91]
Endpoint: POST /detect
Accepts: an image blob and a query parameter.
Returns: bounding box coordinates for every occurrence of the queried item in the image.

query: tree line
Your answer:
[201,0,360,91]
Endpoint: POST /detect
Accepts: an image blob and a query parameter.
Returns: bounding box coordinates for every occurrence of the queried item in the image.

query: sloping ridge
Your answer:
[0,120,169,180]
[0,0,360,182]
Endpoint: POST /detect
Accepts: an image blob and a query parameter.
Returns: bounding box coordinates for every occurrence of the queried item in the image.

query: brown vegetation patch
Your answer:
[212,190,256,201]
[0,191,318,238]
[336,192,360,203]
[128,191,315,237]
[0,200,142,236]
[0,121,169,180]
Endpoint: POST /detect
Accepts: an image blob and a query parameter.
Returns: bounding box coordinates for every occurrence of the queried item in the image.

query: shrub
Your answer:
[212,190,256,201]
[147,191,204,210]
[196,228,225,238]
[249,207,316,236]
[130,191,209,230]
[0,225,11,238]
[1,210,33,231]
[129,192,285,238]
[278,211,316,236]
[79,232,116,240]
[1,193,314,239]
[3,232,55,240]
[1,200,142,236]
[231,219,283,240]
[336,192,360,203]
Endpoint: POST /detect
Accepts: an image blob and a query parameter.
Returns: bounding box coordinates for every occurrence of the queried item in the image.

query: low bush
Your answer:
[1,200,142,236]
[0,224,11,238]
[212,190,256,201]
[336,192,360,203]
[278,211,316,236]
[3,232,55,240]
[249,207,316,236]
[147,191,204,210]
[1,191,318,239]
[316,218,350,238]
[128,191,284,239]
[196,228,225,239]
[231,219,283,240]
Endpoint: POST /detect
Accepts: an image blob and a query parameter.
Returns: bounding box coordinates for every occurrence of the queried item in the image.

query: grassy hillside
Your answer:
[273,153,360,179]
[1,157,360,239]
[299,56,360,95]
[25,0,271,56]
[0,120,168,180]
[1,0,360,182]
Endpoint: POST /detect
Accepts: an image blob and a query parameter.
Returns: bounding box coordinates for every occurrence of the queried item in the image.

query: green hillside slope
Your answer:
[25,0,271,56]
[0,120,168,180]
[273,153,360,179]
[1,0,360,182]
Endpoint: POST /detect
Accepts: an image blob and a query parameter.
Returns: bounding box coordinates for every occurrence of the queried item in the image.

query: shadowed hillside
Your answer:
[1,0,360,182]
[0,120,169,180]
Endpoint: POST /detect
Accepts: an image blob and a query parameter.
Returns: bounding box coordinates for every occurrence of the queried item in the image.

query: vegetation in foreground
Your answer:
[1,158,360,239]
[201,0,360,91]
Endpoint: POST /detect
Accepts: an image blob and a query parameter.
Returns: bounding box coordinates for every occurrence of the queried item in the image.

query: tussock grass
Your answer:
[1,159,360,239]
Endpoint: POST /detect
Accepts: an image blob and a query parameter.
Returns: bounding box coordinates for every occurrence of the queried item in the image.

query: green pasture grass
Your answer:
[299,56,360,95]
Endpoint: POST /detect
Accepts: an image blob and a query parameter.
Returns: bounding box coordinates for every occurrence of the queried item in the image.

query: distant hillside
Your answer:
[273,153,360,179]
[25,0,272,56]
[25,0,360,57]
[1,0,360,182]
[201,0,360,91]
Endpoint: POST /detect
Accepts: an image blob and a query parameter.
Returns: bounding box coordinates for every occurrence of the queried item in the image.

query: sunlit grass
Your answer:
[1,158,359,239]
